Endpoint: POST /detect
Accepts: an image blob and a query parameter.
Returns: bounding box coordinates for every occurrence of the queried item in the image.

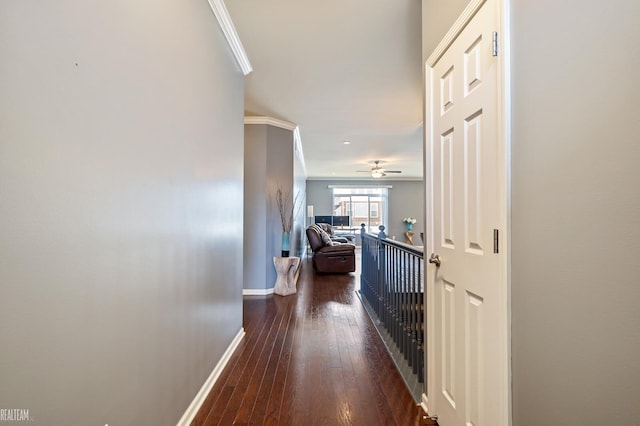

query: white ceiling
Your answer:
[225,0,424,180]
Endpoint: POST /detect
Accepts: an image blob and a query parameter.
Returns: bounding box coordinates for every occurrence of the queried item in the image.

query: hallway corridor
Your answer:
[192,256,434,425]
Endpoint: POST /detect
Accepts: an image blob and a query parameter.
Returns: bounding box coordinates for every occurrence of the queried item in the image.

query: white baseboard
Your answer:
[177,328,245,426]
[243,287,274,296]
[421,393,430,416]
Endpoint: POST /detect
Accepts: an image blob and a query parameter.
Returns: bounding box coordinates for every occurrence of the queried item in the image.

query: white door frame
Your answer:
[421,0,511,424]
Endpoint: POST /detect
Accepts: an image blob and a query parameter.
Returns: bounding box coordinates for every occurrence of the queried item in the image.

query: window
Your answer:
[331,187,388,233]
[370,202,379,218]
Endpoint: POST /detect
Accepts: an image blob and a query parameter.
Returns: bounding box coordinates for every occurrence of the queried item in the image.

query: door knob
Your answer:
[428,253,441,267]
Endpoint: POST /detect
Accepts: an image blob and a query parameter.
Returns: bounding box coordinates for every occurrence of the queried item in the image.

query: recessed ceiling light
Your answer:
[343,141,351,145]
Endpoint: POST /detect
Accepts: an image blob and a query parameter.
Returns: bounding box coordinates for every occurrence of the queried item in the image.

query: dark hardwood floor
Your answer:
[193,254,436,425]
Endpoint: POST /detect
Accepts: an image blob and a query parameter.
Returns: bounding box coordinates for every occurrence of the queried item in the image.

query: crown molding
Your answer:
[244,116,297,131]
[244,116,308,178]
[207,0,252,75]
[427,0,487,67]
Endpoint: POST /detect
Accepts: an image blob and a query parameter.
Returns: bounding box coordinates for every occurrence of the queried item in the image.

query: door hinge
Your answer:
[493,229,499,253]
[492,31,499,56]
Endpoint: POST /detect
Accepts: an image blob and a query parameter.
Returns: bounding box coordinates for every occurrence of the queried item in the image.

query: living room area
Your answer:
[242,116,425,295]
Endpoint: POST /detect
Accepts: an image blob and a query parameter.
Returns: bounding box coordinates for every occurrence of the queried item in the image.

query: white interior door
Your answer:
[424,0,508,425]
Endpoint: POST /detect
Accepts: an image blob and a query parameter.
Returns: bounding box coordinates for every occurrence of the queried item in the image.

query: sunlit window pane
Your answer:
[331,187,388,233]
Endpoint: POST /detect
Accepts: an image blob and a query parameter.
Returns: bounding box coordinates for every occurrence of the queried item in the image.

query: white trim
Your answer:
[327,184,393,189]
[498,1,513,424]
[244,116,297,131]
[421,393,430,418]
[426,0,487,67]
[177,328,245,426]
[307,177,423,182]
[293,127,308,178]
[425,57,437,426]
[243,287,274,296]
[207,0,252,76]
[244,116,308,178]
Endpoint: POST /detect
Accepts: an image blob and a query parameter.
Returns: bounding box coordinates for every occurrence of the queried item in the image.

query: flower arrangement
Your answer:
[402,217,417,224]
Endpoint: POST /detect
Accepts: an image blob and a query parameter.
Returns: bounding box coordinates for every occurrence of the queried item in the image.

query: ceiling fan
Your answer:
[357,160,402,179]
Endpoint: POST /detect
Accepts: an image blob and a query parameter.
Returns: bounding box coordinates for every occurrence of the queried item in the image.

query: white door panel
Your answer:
[425,0,508,425]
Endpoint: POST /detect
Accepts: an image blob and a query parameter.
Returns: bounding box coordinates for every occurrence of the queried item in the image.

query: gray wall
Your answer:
[510,1,640,424]
[0,2,244,425]
[266,125,295,275]
[422,0,468,63]
[243,125,269,291]
[244,124,305,290]
[306,180,424,243]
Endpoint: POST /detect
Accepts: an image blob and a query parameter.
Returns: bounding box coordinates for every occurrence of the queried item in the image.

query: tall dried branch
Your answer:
[274,186,300,232]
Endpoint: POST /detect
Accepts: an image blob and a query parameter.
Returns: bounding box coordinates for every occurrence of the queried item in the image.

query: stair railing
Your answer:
[360,224,424,382]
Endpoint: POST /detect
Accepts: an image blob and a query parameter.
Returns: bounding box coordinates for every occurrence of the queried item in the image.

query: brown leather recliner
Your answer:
[315,223,349,243]
[306,225,356,273]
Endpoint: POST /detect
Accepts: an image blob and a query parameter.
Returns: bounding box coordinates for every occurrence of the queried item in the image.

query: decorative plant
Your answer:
[402,217,417,224]
[274,186,300,232]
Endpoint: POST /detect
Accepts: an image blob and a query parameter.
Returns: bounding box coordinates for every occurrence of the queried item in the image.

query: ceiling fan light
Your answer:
[371,170,383,179]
